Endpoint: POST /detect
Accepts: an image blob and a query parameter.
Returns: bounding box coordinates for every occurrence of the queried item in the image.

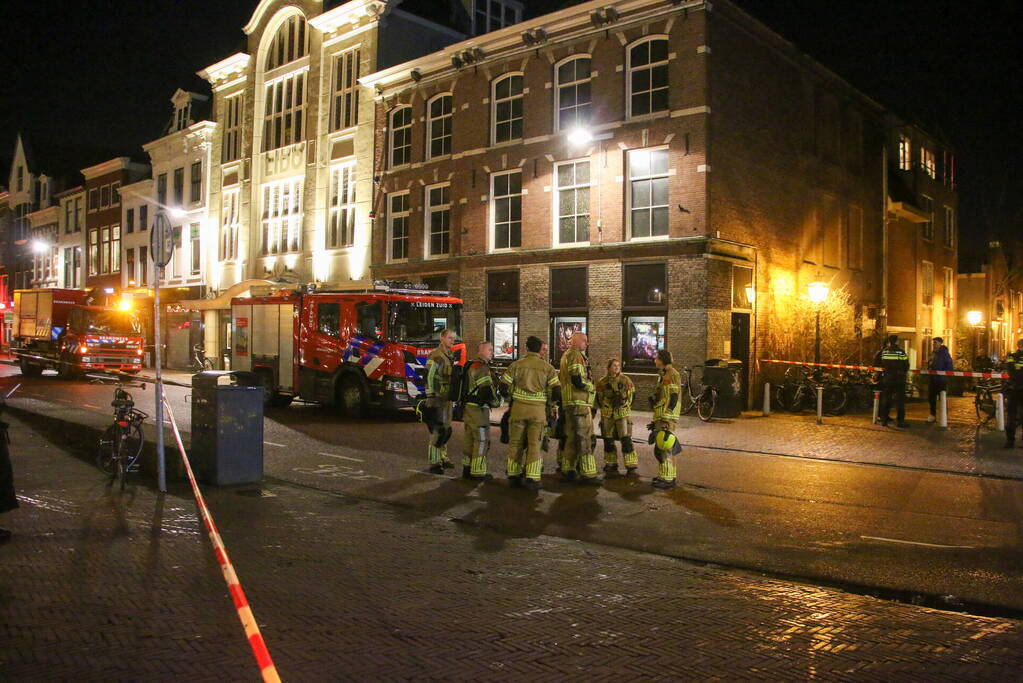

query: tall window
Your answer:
[473,0,521,34]
[88,229,99,275]
[387,191,410,262]
[898,135,911,170]
[111,182,121,206]
[263,71,306,151]
[74,197,82,231]
[623,262,667,371]
[138,205,148,232]
[64,201,73,234]
[260,179,303,254]
[427,94,453,159]
[100,227,110,273]
[330,49,360,131]
[88,188,99,211]
[425,183,450,257]
[922,261,934,306]
[920,146,936,178]
[190,223,201,274]
[190,161,202,203]
[138,246,148,285]
[921,195,933,239]
[628,148,669,239]
[555,160,590,245]
[555,56,592,131]
[327,163,356,249]
[173,168,184,205]
[126,208,135,234]
[220,189,240,260]
[389,106,413,167]
[264,14,308,70]
[157,173,167,205]
[628,38,669,117]
[492,74,523,144]
[491,170,522,250]
[943,267,954,309]
[111,225,121,273]
[100,185,111,208]
[126,249,136,285]
[943,206,956,248]
[222,95,244,163]
[16,166,23,192]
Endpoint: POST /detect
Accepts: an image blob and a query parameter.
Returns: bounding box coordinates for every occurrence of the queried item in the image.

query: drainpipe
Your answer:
[881,142,889,337]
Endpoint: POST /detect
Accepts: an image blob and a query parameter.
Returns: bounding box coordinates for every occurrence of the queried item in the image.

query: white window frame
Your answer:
[262,70,307,152]
[264,14,308,71]
[220,188,240,261]
[490,170,523,252]
[473,0,522,34]
[553,159,591,247]
[424,182,451,259]
[330,48,360,132]
[491,73,524,145]
[921,194,933,240]
[626,146,670,241]
[389,106,413,168]
[327,162,356,249]
[426,93,453,159]
[260,178,303,255]
[554,55,592,132]
[387,191,411,263]
[222,94,244,163]
[943,205,956,249]
[626,36,670,119]
[189,222,201,275]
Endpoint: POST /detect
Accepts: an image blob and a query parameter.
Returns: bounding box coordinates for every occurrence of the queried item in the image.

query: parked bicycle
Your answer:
[97,382,148,490]
[772,364,849,416]
[681,365,718,422]
[191,344,215,373]
[974,377,1002,425]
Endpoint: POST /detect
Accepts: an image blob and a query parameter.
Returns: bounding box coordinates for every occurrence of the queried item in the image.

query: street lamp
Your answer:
[566,126,593,147]
[966,310,982,326]
[30,239,48,254]
[808,281,830,381]
[967,310,983,362]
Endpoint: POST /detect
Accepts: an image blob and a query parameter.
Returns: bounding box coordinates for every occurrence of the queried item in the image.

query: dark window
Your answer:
[356,301,382,338]
[317,302,341,336]
[157,174,167,206]
[139,205,148,231]
[551,267,587,310]
[487,270,519,311]
[623,262,667,309]
[190,161,202,203]
[423,275,449,292]
[138,246,148,285]
[126,208,135,233]
[173,168,184,205]
[100,185,110,208]
[111,182,120,205]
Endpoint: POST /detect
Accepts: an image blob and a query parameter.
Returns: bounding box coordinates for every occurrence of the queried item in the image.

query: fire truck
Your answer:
[11,288,145,378]
[231,282,465,414]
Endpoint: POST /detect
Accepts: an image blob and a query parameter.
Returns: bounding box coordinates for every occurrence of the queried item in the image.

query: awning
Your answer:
[180,279,286,311]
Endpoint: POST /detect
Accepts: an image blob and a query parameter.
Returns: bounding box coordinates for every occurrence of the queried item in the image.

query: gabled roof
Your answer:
[16,131,121,187]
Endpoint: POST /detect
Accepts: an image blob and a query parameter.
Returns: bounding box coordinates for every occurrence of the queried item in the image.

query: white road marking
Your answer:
[860,535,975,550]
[263,441,287,447]
[83,404,100,410]
[320,453,363,462]
[406,468,456,479]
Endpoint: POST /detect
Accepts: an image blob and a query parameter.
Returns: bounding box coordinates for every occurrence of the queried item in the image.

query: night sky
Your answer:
[2,0,1019,260]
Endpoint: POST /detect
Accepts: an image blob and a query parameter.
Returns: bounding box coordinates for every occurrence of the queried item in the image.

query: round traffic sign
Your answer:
[151,212,175,268]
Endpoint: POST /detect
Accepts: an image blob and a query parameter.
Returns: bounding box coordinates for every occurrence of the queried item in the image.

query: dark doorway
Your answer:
[731,312,751,404]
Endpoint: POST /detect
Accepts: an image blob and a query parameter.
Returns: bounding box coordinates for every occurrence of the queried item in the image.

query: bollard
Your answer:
[763,382,771,416]
[996,393,1005,431]
[872,390,880,425]
[938,390,948,428]
[816,386,823,425]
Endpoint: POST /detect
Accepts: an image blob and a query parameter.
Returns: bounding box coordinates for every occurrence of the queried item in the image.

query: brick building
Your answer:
[958,241,1023,363]
[362,0,929,399]
[82,157,148,297]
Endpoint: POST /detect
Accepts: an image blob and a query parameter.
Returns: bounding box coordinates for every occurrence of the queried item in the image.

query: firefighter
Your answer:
[596,358,637,477]
[1001,338,1023,447]
[502,336,560,491]
[462,341,501,480]
[649,349,681,489]
[874,334,909,428]
[424,328,458,474]
[559,332,601,485]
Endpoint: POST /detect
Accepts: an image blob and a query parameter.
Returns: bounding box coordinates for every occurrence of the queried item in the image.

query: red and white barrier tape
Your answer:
[162,397,282,683]
[759,359,881,371]
[759,359,1011,379]
[913,369,1009,378]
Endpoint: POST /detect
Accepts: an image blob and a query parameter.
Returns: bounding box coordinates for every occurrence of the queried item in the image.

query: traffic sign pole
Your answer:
[151,212,175,494]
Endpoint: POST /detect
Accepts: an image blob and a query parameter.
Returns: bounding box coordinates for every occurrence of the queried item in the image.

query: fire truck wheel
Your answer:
[338,375,367,418]
[19,358,43,378]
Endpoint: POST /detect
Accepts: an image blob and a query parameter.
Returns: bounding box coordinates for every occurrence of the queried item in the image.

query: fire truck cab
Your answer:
[231,282,464,414]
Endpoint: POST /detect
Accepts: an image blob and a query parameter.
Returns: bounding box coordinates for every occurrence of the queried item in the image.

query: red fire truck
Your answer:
[11,288,145,378]
[231,282,465,414]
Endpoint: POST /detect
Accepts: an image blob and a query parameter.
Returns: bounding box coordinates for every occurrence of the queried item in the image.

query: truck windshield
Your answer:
[389,301,461,345]
[81,310,142,336]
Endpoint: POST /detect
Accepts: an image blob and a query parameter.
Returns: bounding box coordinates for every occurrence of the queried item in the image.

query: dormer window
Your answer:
[175,103,191,131]
[265,15,308,71]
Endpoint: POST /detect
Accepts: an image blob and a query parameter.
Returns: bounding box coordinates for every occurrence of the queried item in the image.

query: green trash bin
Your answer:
[702,358,744,418]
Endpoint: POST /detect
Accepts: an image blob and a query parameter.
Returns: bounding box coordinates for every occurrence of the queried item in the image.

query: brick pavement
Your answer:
[2,415,1022,680]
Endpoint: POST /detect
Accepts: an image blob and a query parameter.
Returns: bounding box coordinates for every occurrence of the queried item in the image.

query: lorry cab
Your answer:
[231,282,465,415]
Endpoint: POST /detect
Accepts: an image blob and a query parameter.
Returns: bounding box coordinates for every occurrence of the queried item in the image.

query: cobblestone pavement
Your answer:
[2,417,1023,681]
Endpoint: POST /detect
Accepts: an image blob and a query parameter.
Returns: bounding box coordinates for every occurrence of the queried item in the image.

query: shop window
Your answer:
[318,303,341,336]
[489,317,518,363]
[552,316,586,364]
[623,262,667,309]
[623,316,665,370]
[487,270,519,311]
[623,262,667,371]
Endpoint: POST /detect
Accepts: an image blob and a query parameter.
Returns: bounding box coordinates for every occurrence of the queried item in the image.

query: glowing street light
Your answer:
[168,207,188,220]
[807,280,830,305]
[30,239,49,254]
[966,310,982,326]
[566,126,593,146]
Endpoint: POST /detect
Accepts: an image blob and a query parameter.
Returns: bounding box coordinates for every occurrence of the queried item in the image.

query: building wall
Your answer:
[56,189,86,289]
[84,168,128,294]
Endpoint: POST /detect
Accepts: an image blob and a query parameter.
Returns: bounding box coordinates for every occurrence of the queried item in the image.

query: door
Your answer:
[730,312,751,404]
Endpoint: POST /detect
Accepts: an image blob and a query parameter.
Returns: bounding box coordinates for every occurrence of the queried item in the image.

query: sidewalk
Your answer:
[2,414,1021,680]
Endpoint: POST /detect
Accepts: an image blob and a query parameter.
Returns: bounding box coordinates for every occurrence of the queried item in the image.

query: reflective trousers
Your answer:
[426,399,453,465]
[462,404,492,475]
[652,418,678,482]
[601,416,638,468]
[507,401,546,481]
[560,406,597,478]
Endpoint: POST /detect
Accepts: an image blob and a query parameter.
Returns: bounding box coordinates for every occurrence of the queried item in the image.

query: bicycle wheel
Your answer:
[697,387,718,422]
[97,425,119,476]
[122,422,144,473]
[976,392,995,423]
[202,358,215,371]
[772,384,790,412]
[823,385,848,416]
[680,384,696,415]
[116,435,127,491]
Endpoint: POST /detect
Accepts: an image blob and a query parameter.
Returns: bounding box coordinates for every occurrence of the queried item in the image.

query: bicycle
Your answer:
[974,378,1002,424]
[772,365,848,416]
[191,344,215,373]
[97,382,148,490]
[681,365,718,422]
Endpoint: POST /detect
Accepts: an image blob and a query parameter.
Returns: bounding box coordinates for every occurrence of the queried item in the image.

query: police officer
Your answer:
[462,341,501,480]
[559,332,601,485]
[596,358,637,477]
[1001,338,1023,448]
[502,336,560,491]
[424,328,457,473]
[650,349,681,489]
[874,334,910,428]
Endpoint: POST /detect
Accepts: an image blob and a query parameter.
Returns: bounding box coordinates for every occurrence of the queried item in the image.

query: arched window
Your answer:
[265,15,308,71]
[389,106,413,168]
[627,38,669,117]
[426,94,453,159]
[492,73,523,144]
[555,56,592,131]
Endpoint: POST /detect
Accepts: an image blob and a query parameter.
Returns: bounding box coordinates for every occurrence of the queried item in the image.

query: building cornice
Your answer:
[142,121,217,155]
[309,0,389,36]
[198,52,251,86]
[82,157,136,180]
[54,186,84,199]
[118,178,154,199]
[245,0,322,35]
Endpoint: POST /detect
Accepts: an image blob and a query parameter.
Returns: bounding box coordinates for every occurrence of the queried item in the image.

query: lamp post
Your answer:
[808,281,830,382]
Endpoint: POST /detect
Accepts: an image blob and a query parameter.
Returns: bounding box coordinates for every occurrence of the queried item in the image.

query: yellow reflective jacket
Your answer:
[653,364,681,421]
[502,352,560,405]
[559,347,595,408]
[596,373,635,419]
[426,347,454,399]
